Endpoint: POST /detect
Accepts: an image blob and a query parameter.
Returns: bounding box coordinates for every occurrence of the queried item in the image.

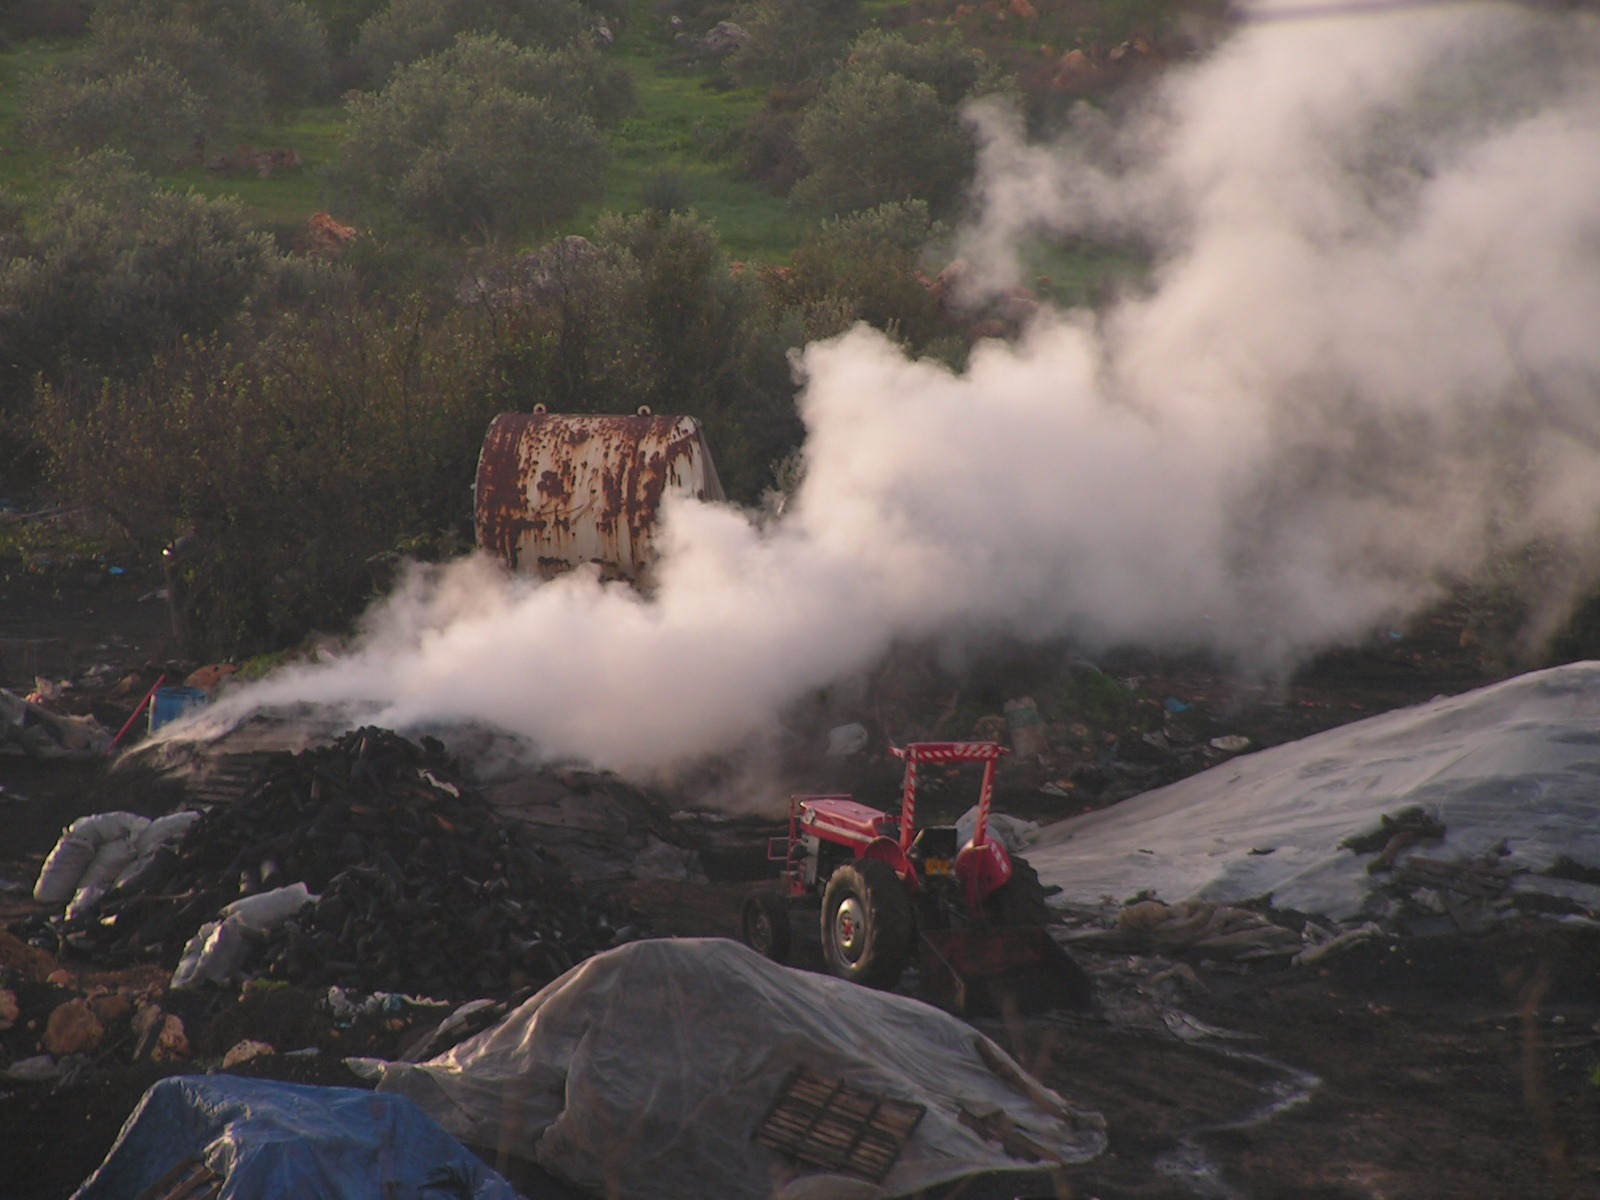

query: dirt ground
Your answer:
[1,565,1597,1200]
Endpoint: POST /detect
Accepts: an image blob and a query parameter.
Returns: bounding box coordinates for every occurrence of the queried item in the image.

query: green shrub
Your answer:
[19,2,334,168]
[842,28,997,107]
[0,1,92,44]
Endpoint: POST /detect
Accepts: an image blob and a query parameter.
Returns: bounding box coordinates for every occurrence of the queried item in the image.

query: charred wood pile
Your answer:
[66,728,631,998]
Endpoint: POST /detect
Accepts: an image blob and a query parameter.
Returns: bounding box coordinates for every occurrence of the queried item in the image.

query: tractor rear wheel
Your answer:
[743,893,792,963]
[821,859,914,989]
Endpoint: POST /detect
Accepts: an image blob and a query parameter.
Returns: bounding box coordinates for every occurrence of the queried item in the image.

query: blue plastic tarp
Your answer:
[72,1075,527,1200]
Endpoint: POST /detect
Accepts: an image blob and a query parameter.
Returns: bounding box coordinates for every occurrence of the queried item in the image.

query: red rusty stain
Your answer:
[535,469,569,502]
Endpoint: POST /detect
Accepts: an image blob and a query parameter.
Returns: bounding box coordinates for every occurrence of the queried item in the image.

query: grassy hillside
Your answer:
[0,4,799,257]
[572,23,798,260]
[0,2,1182,269]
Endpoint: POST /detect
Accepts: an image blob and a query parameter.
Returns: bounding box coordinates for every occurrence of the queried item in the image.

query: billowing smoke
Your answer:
[219,0,1600,776]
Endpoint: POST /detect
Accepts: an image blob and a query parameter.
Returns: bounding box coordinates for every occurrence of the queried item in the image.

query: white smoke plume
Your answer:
[220,0,1600,777]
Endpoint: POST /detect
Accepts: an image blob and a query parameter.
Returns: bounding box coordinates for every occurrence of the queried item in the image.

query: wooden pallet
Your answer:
[754,1067,925,1183]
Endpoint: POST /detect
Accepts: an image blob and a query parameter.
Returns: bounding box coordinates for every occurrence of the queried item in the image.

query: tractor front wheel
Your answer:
[821,859,914,989]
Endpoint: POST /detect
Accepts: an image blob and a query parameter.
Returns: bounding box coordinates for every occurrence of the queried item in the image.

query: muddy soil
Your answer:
[1,577,1597,1200]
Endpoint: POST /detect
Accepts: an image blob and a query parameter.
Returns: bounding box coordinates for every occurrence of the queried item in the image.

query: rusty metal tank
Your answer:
[474,408,725,581]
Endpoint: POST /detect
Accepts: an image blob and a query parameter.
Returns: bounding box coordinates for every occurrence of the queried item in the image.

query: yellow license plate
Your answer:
[924,859,954,876]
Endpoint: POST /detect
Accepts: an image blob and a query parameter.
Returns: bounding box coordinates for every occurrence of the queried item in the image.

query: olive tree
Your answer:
[21,58,214,171]
[0,153,283,391]
[328,34,623,240]
[203,0,332,109]
[842,28,998,106]
[790,69,973,217]
[21,1,332,168]
[784,30,1003,219]
[30,301,506,656]
[0,153,290,493]
[725,0,862,89]
[0,1,90,43]
[350,0,603,87]
[785,201,950,349]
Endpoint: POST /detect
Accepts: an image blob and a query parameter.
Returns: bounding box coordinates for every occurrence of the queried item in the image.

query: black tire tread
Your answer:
[743,893,792,963]
[820,857,914,989]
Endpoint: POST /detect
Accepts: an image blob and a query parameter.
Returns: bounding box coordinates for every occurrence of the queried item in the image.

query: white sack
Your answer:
[33,812,150,904]
[171,883,319,989]
[134,811,202,857]
[219,882,318,934]
[365,939,1104,1200]
[109,811,205,894]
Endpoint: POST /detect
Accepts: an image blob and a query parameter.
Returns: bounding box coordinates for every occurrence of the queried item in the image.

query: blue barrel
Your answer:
[148,686,208,732]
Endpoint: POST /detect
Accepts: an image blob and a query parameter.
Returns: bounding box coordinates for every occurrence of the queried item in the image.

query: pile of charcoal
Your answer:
[83,728,632,998]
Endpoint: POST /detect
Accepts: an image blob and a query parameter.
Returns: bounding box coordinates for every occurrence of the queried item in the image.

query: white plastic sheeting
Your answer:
[360,938,1105,1200]
[1027,663,1600,922]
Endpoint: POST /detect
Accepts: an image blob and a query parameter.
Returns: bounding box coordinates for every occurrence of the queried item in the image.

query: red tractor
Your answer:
[743,741,1091,1015]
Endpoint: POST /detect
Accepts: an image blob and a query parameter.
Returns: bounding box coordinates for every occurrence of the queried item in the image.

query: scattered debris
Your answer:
[294,212,358,258]
[683,19,749,57]
[1082,899,1304,958]
[0,688,110,758]
[220,1040,275,1068]
[182,663,236,693]
[42,998,103,1056]
[1342,805,1447,872]
[1292,922,1381,966]
[1004,697,1050,759]
[825,722,868,757]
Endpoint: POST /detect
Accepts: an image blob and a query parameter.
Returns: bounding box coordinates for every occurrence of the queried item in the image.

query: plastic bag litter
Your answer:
[0,688,110,758]
[358,938,1104,1200]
